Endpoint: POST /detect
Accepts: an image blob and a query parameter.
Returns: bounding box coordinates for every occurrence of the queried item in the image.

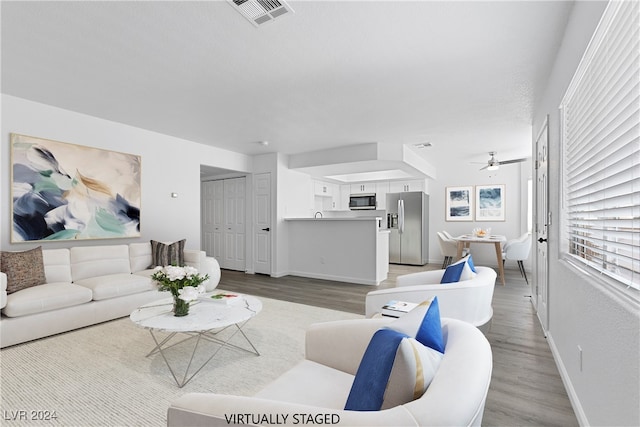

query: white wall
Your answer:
[428,160,528,268]
[252,152,313,278]
[532,2,640,426]
[1,95,252,252]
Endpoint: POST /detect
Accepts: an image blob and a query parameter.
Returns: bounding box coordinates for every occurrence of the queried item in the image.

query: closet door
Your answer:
[201,180,224,260]
[222,177,246,271]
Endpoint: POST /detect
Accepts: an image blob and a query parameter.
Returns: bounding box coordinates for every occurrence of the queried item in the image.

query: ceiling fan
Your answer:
[480,152,527,171]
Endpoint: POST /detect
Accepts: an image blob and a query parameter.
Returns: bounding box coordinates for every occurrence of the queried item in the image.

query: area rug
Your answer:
[0,296,362,426]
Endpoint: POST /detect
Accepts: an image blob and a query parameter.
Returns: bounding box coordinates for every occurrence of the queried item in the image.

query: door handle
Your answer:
[262,227,270,232]
[538,237,547,243]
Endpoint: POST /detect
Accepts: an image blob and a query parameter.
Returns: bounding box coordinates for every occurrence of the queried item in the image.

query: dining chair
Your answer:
[437,231,469,268]
[502,233,532,284]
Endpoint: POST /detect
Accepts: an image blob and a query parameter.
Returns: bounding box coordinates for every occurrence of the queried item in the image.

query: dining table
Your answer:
[455,234,507,285]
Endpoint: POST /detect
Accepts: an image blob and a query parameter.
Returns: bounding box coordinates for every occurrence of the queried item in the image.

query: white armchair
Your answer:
[437,232,458,268]
[167,317,493,427]
[502,233,532,284]
[437,232,469,268]
[365,267,497,328]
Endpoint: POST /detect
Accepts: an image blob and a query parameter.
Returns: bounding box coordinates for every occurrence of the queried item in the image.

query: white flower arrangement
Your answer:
[151,265,209,301]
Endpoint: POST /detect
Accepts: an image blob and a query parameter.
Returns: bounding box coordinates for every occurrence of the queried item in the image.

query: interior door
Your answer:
[223,177,246,271]
[254,173,271,275]
[534,117,549,331]
[201,180,224,260]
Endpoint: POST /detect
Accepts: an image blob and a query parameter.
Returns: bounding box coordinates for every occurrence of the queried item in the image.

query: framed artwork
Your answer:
[11,133,141,242]
[475,184,505,221]
[445,186,473,221]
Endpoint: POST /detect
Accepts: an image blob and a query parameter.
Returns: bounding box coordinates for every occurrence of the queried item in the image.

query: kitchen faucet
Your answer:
[314,211,323,218]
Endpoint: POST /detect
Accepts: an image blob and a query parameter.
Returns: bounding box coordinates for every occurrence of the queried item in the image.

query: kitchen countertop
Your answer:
[284,217,381,221]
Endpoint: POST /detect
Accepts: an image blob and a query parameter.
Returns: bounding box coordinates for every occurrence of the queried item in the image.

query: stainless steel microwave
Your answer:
[349,193,377,210]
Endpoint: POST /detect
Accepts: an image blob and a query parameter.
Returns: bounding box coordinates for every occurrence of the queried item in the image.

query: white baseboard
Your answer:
[546,332,589,426]
[286,270,379,286]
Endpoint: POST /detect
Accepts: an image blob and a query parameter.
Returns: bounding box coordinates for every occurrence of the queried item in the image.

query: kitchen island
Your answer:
[285,217,389,285]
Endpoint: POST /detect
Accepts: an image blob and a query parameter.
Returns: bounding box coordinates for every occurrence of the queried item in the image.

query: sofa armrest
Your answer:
[395,269,445,287]
[201,257,220,291]
[167,393,418,427]
[305,318,392,375]
[1,271,7,310]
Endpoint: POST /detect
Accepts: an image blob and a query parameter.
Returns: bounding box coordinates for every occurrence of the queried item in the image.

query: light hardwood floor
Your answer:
[220,264,578,427]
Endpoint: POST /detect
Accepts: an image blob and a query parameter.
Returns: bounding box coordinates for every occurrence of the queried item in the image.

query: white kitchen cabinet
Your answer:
[389,180,425,193]
[314,180,333,197]
[350,183,376,194]
[340,185,351,210]
[376,181,390,210]
[313,180,340,211]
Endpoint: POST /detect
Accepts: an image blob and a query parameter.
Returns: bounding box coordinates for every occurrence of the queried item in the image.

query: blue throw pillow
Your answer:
[467,254,477,273]
[344,298,445,412]
[389,297,444,353]
[440,260,465,283]
[344,329,408,411]
[440,255,476,283]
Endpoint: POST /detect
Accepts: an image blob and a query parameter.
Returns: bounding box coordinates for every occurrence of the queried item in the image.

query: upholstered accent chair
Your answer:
[365,266,497,329]
[502,233,532,284]
[167,317,493,427]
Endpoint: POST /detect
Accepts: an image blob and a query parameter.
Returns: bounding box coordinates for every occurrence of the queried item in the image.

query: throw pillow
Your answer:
[440,255,476,283]
[1,247,46,294]
[388,296,444,353]
[344,328,407,411]
[382,336,444,409]
[150,239,186,267]
[466,253,477,273]
[344,297,444,411]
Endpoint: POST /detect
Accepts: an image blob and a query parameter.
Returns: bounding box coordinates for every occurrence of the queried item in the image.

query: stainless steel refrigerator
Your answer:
[386,192,429,265]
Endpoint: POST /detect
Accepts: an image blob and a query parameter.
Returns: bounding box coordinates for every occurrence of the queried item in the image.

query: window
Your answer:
[561,0,639,290]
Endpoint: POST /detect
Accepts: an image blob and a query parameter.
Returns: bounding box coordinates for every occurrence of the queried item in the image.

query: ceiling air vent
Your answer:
[229,0,294,27]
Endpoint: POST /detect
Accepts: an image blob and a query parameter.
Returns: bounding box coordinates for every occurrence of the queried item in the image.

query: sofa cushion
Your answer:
[255,360,354,409]
[74,274,153,301]
[1,247,46,294]
[129,242,153,273]
[70,245,131,282]
[132,269,156,279]
[150,240,186,267]
[440,255,476,283]
[2,283,93,317]
[345,298,444,411]
[42,248,72,283]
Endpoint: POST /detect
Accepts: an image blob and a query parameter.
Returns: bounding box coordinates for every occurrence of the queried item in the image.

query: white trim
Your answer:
[546,332,589,427]
[560,258,640,307]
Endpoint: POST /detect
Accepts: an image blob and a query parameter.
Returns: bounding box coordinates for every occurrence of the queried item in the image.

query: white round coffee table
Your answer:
[130,293,262,387]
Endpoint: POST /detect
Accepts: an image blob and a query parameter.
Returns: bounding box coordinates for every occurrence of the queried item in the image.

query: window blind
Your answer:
[561,0,639,290]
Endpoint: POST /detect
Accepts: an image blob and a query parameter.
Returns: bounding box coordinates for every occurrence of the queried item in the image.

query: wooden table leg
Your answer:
[494,242,505,285]
[457,241,464,260]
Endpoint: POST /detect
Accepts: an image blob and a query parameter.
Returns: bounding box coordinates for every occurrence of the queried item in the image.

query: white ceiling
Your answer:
[1,0,574,177]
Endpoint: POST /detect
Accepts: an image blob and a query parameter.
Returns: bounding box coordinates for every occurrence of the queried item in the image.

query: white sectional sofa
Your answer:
[0,242,220,348]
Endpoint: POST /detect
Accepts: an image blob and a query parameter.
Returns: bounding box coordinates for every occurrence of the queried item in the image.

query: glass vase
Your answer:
[173,296,190,317]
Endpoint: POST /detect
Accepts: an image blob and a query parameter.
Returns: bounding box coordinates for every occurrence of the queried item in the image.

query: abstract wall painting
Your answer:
[445,186,473,221]
[11,133,141,242]
[475,184,505,221]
